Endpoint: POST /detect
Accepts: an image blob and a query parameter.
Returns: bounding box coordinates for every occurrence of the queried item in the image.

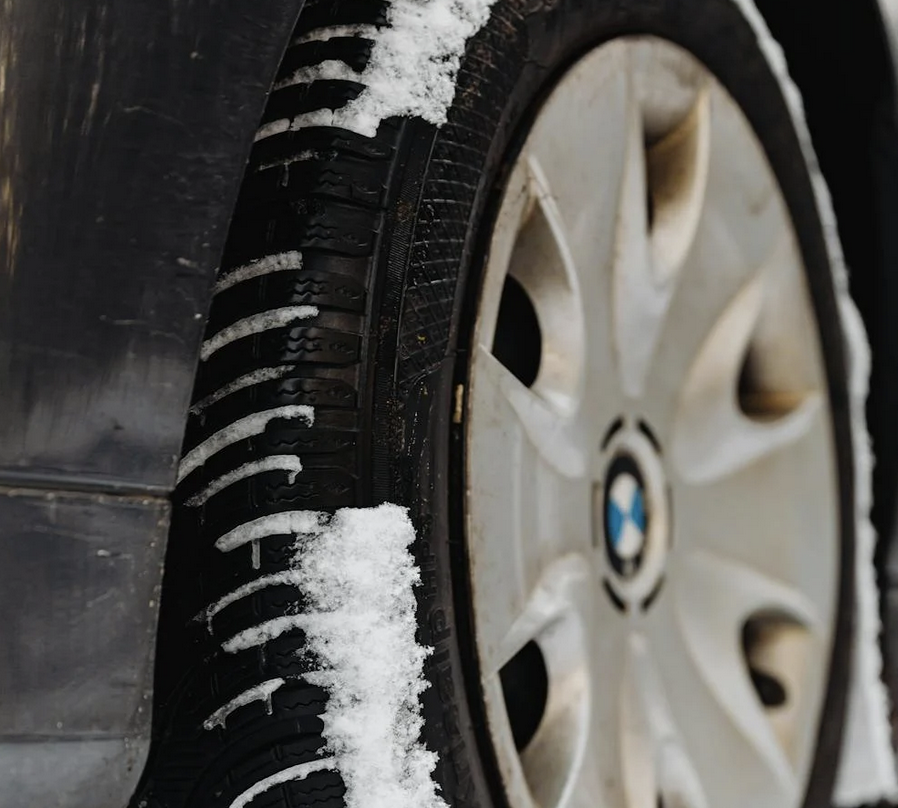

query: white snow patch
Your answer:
[292,24,381,46]
[251,541,261,570]
[185,456,304,508]
[226,758,335,808]
[215,510,330,554]
[200,306,318,362]
[256,118,293,142]
[295,504,446,808]
[189,367,294,415]
[258,150,327,172]
[198,571,305,630]
[275,60,363,91]
[215,251,304,294]
[222,614,314,654]
[178,406,314,482]
[212,504,444,808]
[213,506,442,804]
[731,0,898,803]
[204,678,286,730]
[259,0,499,140]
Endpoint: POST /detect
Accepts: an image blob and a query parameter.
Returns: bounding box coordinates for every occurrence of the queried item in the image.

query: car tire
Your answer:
[133,0,856,806]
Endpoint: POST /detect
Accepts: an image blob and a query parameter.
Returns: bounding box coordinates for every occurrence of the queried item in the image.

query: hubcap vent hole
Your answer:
[738,343,809,421]
[742,614,804,710]
[499,640,549,752]
[742,613,813,764]
[493,275,541,389]
[749,667,788,709]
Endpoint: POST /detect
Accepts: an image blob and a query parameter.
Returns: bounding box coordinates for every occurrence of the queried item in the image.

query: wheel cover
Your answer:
[465,37,840,808]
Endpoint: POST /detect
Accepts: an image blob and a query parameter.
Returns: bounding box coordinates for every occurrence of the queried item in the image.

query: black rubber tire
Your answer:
[133,0,856,806]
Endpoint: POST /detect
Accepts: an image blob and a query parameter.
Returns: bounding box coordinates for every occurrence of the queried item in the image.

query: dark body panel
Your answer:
[0,2,302,804]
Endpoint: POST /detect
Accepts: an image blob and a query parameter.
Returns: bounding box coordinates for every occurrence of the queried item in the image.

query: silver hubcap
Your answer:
[465,37,839,808]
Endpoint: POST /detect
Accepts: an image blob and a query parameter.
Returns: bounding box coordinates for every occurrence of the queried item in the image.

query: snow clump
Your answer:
[295,504,447,808]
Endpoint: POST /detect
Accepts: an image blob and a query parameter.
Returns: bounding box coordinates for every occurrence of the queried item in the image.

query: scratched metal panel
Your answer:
[0,487,169,806]
[0,0,302,494]
[0,739,150,808]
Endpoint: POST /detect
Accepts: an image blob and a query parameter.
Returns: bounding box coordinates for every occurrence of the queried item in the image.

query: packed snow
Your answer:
[203,678,286,730]
[222,614,315,654]
[214,250,305,294]
[189,366,294,415]
[275,60,363,90]
[198,570,304,628]
[227,759,336,808]
[296,505,447,808]
[257,0,500,139]
[177,405,314,482]
[206,505,443,808]
[185,455,303,507]
[214,510,329,554]
[200,306,318,362]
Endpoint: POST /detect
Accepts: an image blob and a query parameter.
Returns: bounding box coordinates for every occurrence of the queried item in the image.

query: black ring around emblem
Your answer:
[603,453,650,579]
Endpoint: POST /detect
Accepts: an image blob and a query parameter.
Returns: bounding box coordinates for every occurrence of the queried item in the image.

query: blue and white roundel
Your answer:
[606,472,647,561]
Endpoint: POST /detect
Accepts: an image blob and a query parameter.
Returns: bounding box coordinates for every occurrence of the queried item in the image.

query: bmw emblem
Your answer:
[603,454,649,578]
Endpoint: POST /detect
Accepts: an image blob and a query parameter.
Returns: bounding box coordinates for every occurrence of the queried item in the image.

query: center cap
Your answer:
[603,454,649,578]
[596,420,671,610]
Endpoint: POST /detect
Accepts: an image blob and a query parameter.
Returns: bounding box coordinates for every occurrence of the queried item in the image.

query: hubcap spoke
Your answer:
[620,636,661,808]
[611,78,661,401]
[468,346,593,675]
[514,156,590,414]
[522,42,631,419]
[612,43,710,401]
[475,157,534,350]
[621,634,711,808]
[671,242,824,485]
[677,402,836,614]
[646,82,803,431]
[483,556,626,808]
[470,343,589,481]
[673,551,820,645]
[647,598,802,808]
